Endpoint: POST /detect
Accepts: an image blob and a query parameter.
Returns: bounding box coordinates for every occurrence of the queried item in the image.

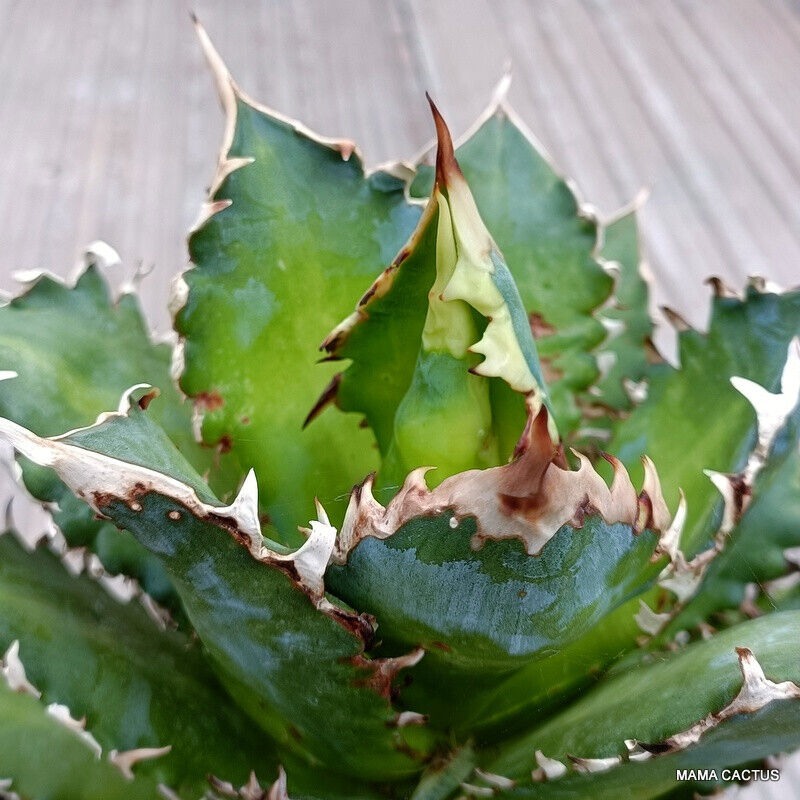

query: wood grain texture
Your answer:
[1,0,799,336]
[0,2,798,795]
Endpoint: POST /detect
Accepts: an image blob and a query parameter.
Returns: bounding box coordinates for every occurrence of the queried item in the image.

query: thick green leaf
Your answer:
[0,264,222,601]
[0,395,431,782]
[409,97,612,435]
[324,401,674,733]
[328,512,661,674]
[485,612,800,797]
[592,205,653,413]
[606,286,800,555]
[0,681,157,800]
[439,600,658,738]
[489,705,796,799]
[0,530,281,798]
[174,23,421,538]
[668,395,800,633]
[321,101,554,493]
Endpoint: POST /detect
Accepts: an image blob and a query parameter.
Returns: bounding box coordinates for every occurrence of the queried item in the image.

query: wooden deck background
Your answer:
[0,1,799,796]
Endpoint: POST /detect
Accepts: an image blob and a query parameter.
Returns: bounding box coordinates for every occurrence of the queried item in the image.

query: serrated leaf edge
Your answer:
[333,402,677,560]
[523,646,800,785]
[1,640,173,784]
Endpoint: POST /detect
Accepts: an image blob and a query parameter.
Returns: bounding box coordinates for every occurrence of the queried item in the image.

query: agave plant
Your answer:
[0,19,799,800]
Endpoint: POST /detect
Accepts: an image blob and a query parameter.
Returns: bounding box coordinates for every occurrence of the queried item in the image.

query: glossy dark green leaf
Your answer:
[486,612,800,797]
[0,531,280,798]
[328,512,661,674]
[490,706,797,799]
[606,286,800,555]
[174,24,421,538]
[409,99,612,435]
[0,397,431,782]
[442,600,653,738]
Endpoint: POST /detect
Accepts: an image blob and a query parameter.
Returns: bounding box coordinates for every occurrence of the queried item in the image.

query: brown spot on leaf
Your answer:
[528,312,556,338]
[92,491,121,511]
[218,435,232,454]
[287,724,303,742]
[195,391,224,411]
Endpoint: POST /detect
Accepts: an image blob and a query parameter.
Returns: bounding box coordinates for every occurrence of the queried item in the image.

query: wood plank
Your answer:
[531,0,728,322]
[625,1,800,279]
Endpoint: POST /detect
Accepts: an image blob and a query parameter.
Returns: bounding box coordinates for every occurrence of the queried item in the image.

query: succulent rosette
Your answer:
[0,19,798,800]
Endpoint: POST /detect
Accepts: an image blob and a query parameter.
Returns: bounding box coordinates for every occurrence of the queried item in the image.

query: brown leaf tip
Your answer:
[426,93,463,188]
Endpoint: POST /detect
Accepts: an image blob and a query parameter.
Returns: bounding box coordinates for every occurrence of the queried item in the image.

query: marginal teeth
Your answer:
[658,555,707,604]
[785,546,800,570]
[472,768,516,789]
[654,489,686,562]
[109,746,172,779]
[705,276,740,299]
[747,275,785,294]
[731,337,800,483]
[393,710,427,728]
[595,351,617,379]
[600,317,625,340]
[568,754,621,773]
[661,306,691,332]
[634,600,670,635]
[220,469,262,552]
[46,704,102,758]
[1,641,41,698]
[277,503,337,599]
[623,377,648,404]
[703,469,739,534]
[641,456,671,531]
[624,739,652,762]
[206,767,289,800]
[646,647,800,754]
[532,750,567,781]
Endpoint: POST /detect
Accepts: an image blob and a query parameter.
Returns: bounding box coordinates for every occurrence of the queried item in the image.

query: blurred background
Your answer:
[0,1,798,796]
